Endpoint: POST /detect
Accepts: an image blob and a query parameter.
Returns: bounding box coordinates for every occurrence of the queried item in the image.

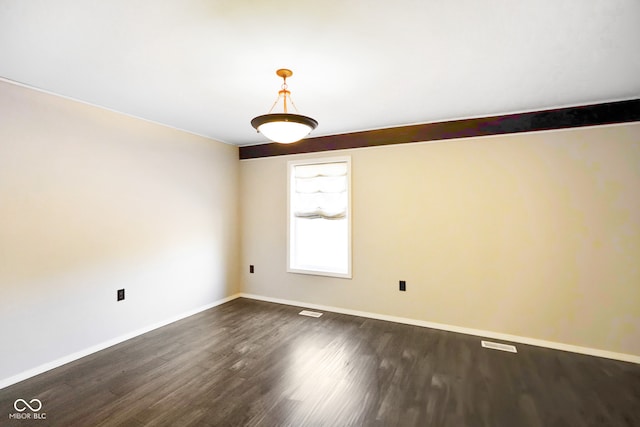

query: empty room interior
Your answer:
[1,1,639,426]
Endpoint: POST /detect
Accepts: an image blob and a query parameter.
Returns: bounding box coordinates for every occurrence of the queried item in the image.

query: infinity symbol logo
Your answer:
[14,398,42,412]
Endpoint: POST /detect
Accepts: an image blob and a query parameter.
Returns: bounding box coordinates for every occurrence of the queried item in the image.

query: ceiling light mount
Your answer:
[276,68,293,80]
[251,69,318,144]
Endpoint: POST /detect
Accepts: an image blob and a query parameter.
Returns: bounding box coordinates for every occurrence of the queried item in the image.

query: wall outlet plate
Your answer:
[117,289,125,301]
[399,280,406,291]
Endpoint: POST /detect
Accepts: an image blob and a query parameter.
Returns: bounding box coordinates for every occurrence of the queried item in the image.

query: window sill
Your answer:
[287,268,352,279]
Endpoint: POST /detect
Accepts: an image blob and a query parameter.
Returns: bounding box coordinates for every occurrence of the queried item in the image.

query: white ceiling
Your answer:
[1,0,639,146]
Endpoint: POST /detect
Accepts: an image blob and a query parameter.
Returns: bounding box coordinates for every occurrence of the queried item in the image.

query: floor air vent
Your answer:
[481,340,517,353]
[299,310,323,318]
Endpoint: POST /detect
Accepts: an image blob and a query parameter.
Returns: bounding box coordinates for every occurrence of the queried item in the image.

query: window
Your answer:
[288,156,351,278]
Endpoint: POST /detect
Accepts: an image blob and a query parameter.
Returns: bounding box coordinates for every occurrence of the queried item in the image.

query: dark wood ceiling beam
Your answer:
[239,99,640,159]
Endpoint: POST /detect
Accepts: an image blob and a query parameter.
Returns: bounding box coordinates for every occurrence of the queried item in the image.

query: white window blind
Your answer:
[288,157,351,278]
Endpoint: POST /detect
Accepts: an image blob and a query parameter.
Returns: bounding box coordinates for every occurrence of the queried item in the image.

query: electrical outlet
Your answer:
[249,265,254,274]
[399,281,406,291]
[117,289,125,301]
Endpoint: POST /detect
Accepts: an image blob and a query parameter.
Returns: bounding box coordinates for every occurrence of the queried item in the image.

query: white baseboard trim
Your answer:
[240,293,640,365]
[0,293,242,390]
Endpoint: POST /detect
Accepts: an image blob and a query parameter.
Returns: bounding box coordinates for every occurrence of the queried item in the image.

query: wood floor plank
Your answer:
[1,297,639,426]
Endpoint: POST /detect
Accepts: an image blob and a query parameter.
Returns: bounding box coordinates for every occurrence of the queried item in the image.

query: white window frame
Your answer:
[287,156,352,279]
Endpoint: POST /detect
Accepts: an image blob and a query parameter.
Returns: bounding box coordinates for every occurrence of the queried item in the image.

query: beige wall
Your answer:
[240,123,640,356]
[0,80,240,381]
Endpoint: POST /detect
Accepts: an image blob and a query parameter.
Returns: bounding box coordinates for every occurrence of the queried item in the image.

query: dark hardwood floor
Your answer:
[2,298,639,426]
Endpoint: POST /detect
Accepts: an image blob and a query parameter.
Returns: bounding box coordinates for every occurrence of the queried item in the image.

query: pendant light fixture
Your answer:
[251,69,318,144]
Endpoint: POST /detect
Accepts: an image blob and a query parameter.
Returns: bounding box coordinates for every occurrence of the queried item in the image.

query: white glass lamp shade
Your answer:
[251,113,318,144]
